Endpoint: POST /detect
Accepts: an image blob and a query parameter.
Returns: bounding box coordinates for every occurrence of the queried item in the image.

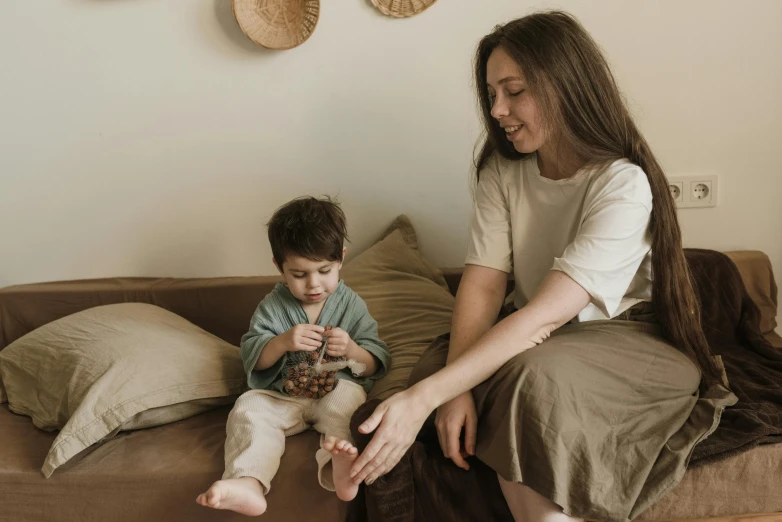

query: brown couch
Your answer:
[1,249,780,522]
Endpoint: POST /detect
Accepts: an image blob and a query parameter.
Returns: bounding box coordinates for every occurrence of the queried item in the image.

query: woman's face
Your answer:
[486,47,547,154]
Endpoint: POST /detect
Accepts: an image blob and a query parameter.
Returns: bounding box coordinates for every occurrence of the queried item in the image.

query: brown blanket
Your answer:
[686,250,782,463]
[347,249,782,522]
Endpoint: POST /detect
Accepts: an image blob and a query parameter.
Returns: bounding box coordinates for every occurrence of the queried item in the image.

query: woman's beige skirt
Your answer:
[409,317,736,522]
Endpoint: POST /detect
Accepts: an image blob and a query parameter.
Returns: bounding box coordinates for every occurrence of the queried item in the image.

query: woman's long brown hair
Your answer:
[474,11,721,384]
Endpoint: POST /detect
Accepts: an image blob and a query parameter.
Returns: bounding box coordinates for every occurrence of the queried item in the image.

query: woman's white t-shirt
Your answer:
[466,153,653,322]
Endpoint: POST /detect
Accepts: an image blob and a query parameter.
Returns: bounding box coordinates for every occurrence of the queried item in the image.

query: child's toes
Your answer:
[338,441,355,453]
[206,490,221,507]
[322,436,338,452]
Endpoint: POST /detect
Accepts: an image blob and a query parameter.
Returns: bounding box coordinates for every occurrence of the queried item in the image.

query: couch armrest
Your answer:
[725,251,780,343]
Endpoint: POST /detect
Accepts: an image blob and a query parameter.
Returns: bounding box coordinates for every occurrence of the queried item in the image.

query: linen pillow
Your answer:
[0,302,247,477]
[342,215,455,401]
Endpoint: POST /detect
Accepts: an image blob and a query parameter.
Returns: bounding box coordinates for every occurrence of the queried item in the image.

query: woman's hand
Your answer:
[349,387,433,485]
[435,391,477,470]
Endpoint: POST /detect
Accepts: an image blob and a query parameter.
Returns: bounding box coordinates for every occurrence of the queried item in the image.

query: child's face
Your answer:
[276,250,345,305]
[486,47,548,155]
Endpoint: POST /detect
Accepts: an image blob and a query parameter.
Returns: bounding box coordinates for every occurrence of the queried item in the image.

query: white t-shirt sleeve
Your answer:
[552,166,653,318]
[465,158,513,273]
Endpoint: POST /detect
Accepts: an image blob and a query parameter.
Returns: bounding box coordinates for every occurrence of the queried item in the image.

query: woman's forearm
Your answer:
[417,270,591,410]
[418,306,554,407]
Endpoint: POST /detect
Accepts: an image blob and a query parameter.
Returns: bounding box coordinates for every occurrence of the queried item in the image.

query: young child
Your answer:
[196,196,390,516]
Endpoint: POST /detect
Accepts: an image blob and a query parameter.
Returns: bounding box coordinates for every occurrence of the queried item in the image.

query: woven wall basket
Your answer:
[371,0,436,18]
[232,0,320,50]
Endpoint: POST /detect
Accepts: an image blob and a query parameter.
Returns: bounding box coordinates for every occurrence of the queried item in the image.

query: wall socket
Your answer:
[667,175,718,208]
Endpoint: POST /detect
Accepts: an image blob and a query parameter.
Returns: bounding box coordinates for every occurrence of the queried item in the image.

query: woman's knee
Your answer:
[646,348,701,396]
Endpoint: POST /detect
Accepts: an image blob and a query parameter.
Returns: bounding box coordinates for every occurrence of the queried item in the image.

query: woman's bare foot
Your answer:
[323,436,361,501]
[195,477,267,516]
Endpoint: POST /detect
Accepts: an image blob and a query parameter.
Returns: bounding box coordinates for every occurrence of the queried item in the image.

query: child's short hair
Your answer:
[267,196,348,269]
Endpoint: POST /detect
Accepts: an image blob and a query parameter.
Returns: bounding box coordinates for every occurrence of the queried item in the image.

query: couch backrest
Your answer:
[0,250,778,351]
[0,276,281,350]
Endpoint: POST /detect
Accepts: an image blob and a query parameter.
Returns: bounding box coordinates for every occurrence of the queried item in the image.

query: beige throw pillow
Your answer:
[342,216,455,401]
[0,303,247,477]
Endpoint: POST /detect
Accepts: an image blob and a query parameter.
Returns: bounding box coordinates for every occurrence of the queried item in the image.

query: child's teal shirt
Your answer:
[240,280,390,394]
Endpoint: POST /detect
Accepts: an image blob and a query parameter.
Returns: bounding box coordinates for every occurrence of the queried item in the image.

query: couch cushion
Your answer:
[0,404,345,522]
[635,442,782,521]
[342,215,455,401]
[0,303,247,477]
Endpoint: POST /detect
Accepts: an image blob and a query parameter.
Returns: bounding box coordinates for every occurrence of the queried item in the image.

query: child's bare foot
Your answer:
[323,436,360,501]
[195,477,267,516]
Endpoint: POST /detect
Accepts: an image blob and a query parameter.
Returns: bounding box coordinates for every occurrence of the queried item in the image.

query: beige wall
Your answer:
[1,1,780,324]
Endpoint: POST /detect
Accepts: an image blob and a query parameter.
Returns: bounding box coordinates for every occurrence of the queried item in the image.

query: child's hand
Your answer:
[323,327,352,358]
[283,324,325,352]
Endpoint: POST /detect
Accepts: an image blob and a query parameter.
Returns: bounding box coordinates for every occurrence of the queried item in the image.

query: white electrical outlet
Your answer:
[667,175,718,209]
[669,181,684,204]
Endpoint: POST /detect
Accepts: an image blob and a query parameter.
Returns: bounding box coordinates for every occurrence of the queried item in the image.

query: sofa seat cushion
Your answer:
[0,404,346,522]
[635,442,782,521]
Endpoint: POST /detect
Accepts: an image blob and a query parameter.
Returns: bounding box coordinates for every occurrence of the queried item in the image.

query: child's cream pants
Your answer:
[222,379,367,493]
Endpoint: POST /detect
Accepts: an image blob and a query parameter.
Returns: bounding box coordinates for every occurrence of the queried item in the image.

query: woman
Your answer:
[347,11,735,522]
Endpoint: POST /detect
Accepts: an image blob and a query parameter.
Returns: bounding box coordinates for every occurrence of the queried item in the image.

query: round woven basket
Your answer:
[371,0,436,18]
[232,0,320,50]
